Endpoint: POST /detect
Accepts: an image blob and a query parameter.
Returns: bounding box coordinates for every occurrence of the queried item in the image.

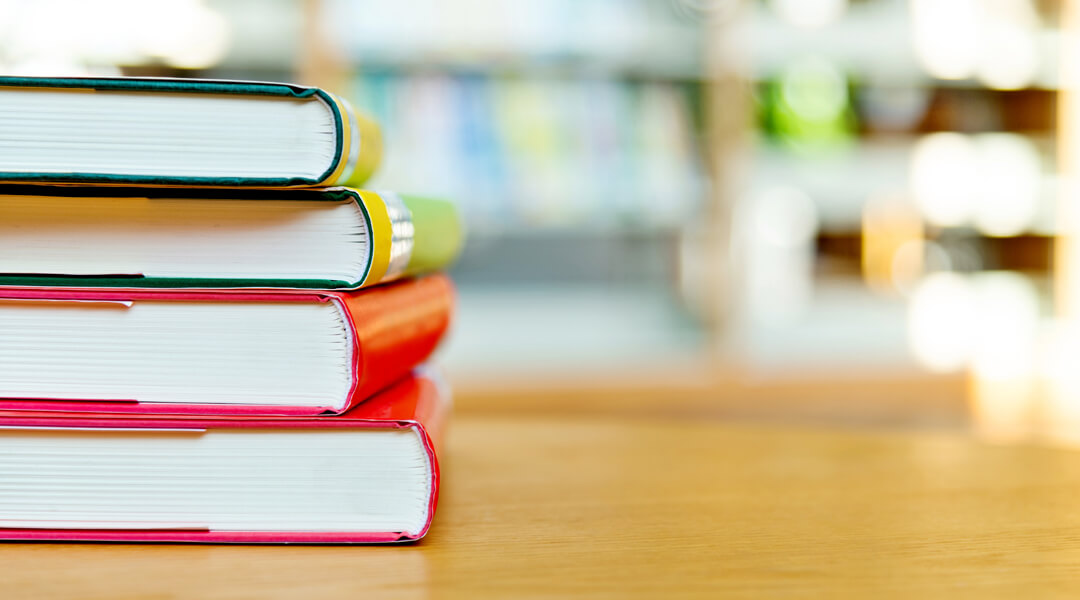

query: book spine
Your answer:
[355,191,463,288]
[336,98,383,187]
[341,275,455,406]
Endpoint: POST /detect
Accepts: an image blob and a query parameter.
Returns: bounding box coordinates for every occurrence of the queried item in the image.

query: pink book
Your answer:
[0,372,448,543]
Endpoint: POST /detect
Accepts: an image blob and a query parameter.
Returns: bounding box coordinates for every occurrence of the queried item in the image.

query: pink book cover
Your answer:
[0,275,453,416]
[0,372,449,544]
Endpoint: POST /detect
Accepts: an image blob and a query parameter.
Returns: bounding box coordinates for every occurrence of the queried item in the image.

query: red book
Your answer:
[0,275,453,415]
[0,372,448,543]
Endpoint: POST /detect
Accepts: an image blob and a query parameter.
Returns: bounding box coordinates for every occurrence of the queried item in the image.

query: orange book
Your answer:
[0,275,453,415]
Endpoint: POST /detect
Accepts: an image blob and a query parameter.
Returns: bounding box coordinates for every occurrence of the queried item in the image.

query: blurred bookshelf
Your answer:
[716,0,1063,395]
[310,0,719,381]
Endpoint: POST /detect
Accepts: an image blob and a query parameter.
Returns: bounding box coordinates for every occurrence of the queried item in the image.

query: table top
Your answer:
[3,411,1080,598]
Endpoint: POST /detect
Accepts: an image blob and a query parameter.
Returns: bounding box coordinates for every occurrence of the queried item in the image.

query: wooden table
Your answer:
[4,411,1080,598]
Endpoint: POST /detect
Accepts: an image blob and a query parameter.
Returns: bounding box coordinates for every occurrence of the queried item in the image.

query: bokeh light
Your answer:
[911,132,979,228]
[769,0,848,29]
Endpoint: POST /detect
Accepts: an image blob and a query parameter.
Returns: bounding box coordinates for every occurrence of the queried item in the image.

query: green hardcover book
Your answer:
[0,184,462,290]
[0,76,381,187]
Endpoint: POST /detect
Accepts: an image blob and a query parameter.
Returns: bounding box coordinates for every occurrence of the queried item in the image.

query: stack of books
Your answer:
[0,76,462,543]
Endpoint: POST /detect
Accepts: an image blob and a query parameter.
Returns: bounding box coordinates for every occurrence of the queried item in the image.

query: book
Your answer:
[0,371,447,543]
[0,184,462,290]
[0,76,382,187]
[0,275,453,415]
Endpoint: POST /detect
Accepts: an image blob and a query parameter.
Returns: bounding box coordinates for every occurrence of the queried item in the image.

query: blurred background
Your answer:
[3,0,1079,440]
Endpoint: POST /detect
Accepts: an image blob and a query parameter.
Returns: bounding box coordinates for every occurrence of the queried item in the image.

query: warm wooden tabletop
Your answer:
[4,411,1080,598]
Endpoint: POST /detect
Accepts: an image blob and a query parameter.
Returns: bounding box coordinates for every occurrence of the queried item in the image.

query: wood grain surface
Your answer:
[2,412,1080,598]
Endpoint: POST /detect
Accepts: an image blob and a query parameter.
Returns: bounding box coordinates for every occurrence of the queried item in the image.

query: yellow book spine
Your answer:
[355,191,462,288]
[326,96,383,187]
[357,190,394,286]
